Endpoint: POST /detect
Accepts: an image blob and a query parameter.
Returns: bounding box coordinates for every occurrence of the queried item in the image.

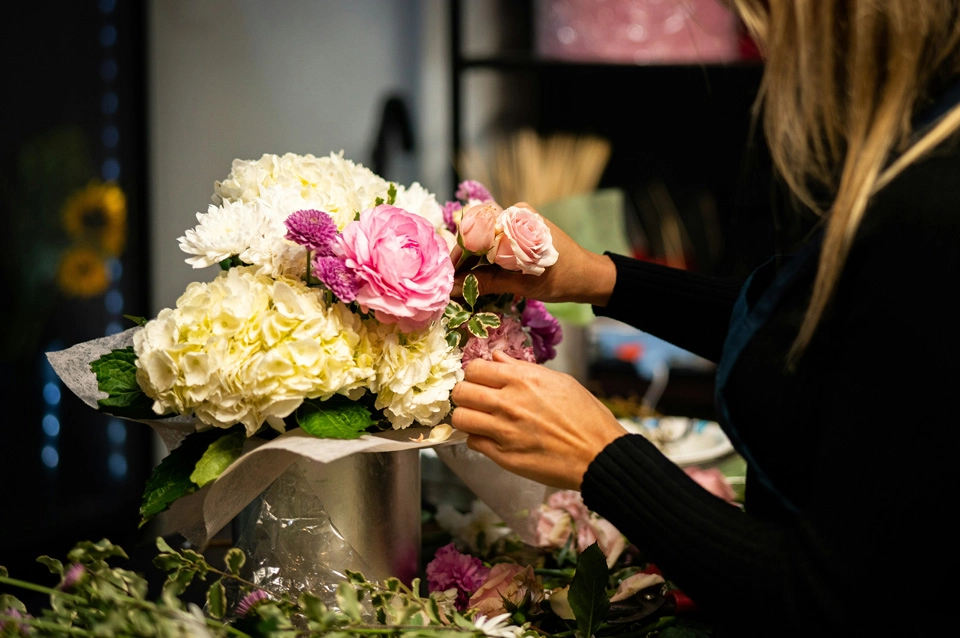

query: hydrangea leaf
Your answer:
[189,430,246,488]
[139,428,238,525]
[90,347,157,419]
[296,397,375,440]
[568,542,610,638]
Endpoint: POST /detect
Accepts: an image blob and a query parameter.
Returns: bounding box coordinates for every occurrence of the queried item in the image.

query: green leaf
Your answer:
[336,582,362,623]
[295,397,375,440]
[206,579,226,619]
[443,300,471,330]
[36,556,63,575]
[299,591,327,622]
[224,548,245,575]
[463,273,479,308]
[568,542,610,638]
[90,347,158,418]
[445,330,464,349]
[140,428,239,525]
[122,314,148,327]
[67,539,129,565]
[467,312,501,339]
[189,429,245,488]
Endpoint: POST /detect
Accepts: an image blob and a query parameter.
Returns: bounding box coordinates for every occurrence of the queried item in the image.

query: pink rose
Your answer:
[545,490,590,522]
[338,204,454,331]
[577,515,627,567]
[491,206,559,275]
[684,466,738,503]
[468,563,543,617]
[534,506,574,549]
[458,202,501,254]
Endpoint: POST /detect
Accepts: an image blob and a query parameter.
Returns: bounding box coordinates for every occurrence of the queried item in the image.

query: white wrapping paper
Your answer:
[46,328,474,548]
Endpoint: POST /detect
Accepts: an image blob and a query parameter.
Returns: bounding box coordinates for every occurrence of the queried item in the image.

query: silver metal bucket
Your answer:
[233,449,421,604]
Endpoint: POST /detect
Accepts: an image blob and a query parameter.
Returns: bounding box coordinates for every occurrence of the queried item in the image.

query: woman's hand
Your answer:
[452,202,617,307]
[451,350,630,490]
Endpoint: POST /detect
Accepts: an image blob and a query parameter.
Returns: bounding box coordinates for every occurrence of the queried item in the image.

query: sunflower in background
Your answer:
[56,180,127,297]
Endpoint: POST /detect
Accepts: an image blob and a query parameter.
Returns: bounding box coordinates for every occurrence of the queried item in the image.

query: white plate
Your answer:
[617,417,735,466]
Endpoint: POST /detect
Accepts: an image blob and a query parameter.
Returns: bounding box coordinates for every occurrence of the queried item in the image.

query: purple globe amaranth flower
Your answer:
[235,589,271,617]
[425,543,490,611]
[521,299,563,363]
[455,180,493,204]
[284,209,338,256]
[313,255,360,302]
[441,200,461,234]
[59,563,86,591]
[0,608,31,635]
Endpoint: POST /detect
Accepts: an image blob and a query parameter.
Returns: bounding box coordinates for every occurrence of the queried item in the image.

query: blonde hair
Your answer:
[732,0,960,363]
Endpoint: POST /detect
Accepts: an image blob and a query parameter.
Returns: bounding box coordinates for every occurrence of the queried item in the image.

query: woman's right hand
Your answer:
[452,202,617,307]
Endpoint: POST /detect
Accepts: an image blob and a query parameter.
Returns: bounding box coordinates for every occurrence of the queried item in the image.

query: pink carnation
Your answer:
[426,543,490,611]
[455,179,493,203]
[461,314,536,367]
[337,204,453,331]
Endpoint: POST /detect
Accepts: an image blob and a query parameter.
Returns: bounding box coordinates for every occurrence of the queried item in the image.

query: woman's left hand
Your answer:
[451,350,629,490]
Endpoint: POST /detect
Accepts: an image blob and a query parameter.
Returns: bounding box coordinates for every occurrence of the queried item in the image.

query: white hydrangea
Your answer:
[213,151,391,230]
[133,266,376,436]
[373,320,464,429]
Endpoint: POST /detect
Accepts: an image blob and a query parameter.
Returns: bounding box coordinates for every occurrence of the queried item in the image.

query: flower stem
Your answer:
[0,615,93,636]
[0,575,84,603]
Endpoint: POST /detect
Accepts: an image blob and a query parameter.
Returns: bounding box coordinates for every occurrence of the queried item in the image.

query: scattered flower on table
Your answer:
[535,490,626,567]
[426,543,490,611]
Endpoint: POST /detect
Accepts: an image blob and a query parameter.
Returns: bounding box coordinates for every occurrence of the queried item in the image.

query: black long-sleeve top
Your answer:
[581,138,960,635]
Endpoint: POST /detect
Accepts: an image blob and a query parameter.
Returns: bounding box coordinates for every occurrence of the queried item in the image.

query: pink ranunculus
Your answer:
[468,563,543,618]
[337,204,454,331]
[458,202,501,255]
[491,206,559,275]
[684,466,738,503]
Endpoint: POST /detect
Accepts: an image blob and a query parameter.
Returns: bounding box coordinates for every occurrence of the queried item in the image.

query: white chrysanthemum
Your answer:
[373,320,463,429]
[213,151,391,230]
[471,613,528,638]
[236,184,312,279]
[178,199,273,269]
[133,266,375,436]
[394,181,456,250]
[435,501,511,553]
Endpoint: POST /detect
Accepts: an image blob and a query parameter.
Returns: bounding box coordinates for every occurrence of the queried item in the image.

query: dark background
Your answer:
[0,0,156,587]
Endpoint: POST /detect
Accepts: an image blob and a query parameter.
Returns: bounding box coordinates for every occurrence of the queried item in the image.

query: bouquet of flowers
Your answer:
[48,151,563,529]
